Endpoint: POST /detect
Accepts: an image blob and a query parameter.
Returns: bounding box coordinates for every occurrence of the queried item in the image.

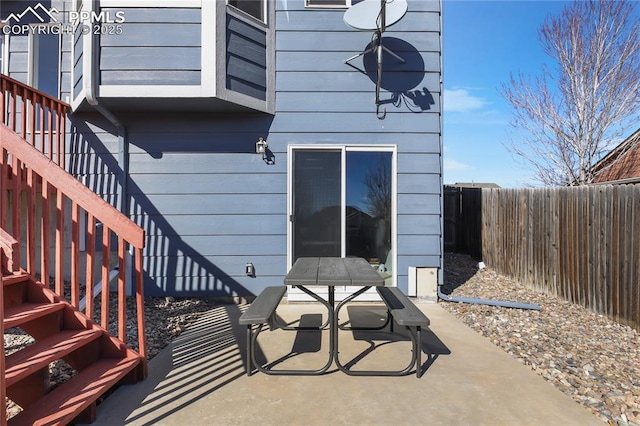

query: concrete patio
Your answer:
[92,301,602,425]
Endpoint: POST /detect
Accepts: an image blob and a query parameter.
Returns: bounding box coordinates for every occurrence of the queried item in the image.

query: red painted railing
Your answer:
[1,75,148,412]
[0,74,67,167]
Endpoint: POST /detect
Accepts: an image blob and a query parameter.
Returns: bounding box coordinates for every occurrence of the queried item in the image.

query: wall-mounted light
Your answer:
[245,262,256,277]
[256,137,268,160]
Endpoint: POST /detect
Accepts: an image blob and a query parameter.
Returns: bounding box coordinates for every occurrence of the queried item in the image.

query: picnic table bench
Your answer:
[238,286,287,376]
[377,286,430,378]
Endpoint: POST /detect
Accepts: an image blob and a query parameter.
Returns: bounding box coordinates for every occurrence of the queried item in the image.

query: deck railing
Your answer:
[0,73,67,167]
[1,76,147,397]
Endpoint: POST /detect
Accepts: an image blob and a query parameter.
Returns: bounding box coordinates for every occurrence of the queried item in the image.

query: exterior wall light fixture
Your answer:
[256,137,268,159]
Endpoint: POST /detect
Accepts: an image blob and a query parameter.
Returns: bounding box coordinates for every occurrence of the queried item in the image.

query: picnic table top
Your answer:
[284,257,384,288]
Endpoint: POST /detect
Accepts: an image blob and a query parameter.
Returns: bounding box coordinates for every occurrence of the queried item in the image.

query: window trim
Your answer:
[226,0,267,25]
[0,34,6,75]
[305,0,355,9]
[28,25,61,98]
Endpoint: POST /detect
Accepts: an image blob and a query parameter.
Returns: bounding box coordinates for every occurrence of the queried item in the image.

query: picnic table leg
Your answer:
[416,326,422,378]
[251,285,334,375]
[246,325,253,376]
[335,286,391,331]
[329,286,336,362]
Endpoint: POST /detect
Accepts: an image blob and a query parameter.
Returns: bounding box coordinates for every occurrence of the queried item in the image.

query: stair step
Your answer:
[2,272,29,286]
[8,356,141,426]
[3,302,65,330]
[5,329,102,387]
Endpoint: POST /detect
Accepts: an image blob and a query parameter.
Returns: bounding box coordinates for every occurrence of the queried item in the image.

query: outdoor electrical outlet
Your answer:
[245,263,255,277]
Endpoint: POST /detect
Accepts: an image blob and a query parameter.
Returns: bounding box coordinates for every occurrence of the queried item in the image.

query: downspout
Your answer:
[438,262,541,310]
[86,102,128,215]
[82,23,132,294]
[438,286,541,310]
[84,23,128,216]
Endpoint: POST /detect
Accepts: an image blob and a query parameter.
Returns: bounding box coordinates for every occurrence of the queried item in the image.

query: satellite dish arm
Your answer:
[375,31,386,120]
[378,0,386,33]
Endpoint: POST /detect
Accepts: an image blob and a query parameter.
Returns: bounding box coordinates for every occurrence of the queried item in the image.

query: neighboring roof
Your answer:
[591,127,640,184]
[448,182,501,188]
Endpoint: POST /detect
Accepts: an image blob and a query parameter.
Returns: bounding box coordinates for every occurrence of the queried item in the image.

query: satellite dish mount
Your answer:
[343,0,408,119]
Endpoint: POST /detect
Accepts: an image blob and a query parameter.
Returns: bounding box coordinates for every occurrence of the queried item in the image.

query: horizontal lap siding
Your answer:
[125,114,284,297]
[226,14,268,100]
[272,0,443,292]
[99,7,201,85]
[7,37,28,84]
[68,114,123,210]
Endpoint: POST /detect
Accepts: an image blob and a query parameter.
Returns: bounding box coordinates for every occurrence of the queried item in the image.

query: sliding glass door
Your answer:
[289,146,395,299]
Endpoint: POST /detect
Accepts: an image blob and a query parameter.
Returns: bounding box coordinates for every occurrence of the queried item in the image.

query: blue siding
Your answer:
[226,14,267,100]
[99,8,202,85]
[64,110,282,297]
[121,113,281,296]
[277,70,440,92]
[127,0,437,297]
[68,114,123,210]
[7,38,28,83]
[270,0,443,293]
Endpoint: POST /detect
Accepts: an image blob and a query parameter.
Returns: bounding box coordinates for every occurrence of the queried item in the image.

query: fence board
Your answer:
[633,185,640,327]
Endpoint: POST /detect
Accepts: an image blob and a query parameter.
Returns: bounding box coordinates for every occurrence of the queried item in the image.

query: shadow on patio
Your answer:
[92,302,601,426]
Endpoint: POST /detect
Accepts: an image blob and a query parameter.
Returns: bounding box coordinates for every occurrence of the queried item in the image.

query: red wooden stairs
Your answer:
[1,73,148,426]
[3,271,144,425]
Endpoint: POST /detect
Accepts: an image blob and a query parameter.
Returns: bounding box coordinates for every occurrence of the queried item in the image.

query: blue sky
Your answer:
[443,0,570,187]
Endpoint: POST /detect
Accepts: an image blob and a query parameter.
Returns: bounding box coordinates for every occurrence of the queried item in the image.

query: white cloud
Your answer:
[444,158,474,171]
[443,88,488,113]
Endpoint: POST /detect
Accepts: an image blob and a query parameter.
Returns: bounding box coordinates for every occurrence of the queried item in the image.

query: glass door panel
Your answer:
[292,150,342,261]
[346,151,393,285]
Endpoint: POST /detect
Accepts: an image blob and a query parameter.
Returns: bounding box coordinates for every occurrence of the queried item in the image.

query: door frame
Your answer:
[286,144,398,300]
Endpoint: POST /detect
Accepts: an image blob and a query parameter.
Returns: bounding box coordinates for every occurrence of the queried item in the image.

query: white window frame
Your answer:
[226,0,267,24]
[28,25,61,98]
[0,34,5,75]
[305,0,356,8]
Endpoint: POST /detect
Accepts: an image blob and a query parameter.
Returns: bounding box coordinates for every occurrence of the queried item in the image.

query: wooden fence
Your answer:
[443,186,483,260]
[480,185,640,331]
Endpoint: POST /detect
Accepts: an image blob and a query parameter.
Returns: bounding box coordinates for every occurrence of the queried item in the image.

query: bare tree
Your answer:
[364,158,391,220]
[501,0,640,186]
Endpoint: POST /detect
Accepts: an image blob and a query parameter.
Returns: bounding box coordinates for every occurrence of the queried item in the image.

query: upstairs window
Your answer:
[31,32,60,97]
[305,0,361,8]
[228,0,266,22]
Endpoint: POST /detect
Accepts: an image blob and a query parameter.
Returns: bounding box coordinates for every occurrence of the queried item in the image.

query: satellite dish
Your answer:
[343,0,409,119]
[343,0,408,31]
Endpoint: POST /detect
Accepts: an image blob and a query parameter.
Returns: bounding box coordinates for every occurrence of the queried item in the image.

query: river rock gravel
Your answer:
[441,252,640,425]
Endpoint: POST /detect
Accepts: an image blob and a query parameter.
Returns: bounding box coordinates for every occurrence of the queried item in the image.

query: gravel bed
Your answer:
[441,252,640,426]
